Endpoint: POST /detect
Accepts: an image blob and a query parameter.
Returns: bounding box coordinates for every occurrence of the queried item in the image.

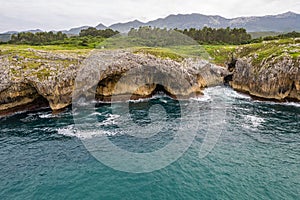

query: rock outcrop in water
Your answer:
[229,56,300,101]
[0,49,228,115]
[75,50,229,101]
[0,49,80,115]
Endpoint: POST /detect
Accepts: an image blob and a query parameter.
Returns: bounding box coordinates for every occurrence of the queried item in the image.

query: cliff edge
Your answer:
[0,48,228,115]
[228,39,300,101]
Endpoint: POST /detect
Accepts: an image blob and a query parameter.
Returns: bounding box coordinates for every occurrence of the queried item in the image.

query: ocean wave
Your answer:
[39,113,53,119]
[57,125,81,138]
[190,94,211,102]
[243,115,265,129]
[224,89,252,100]
[127,94,170,103]
[20,114,39,122]
[60,112,121,139]
[57,124,119,139]
[254,100,300,108]
[100,114,120,126]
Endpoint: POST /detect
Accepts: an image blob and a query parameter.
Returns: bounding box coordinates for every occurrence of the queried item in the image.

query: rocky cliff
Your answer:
[0,49,83,115]
[229,56,300,101]
[0,48,228,115]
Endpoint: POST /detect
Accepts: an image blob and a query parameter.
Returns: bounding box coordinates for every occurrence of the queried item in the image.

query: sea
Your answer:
[0,86,299,199]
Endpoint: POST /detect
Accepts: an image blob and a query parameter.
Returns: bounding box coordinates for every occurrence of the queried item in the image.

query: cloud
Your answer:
[0,0,299,32]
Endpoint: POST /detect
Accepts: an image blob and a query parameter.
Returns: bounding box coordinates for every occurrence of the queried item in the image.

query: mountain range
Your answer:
[2,12,300,35]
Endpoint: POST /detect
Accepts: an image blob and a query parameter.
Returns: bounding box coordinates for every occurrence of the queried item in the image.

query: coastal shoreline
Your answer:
[0,43,299,116]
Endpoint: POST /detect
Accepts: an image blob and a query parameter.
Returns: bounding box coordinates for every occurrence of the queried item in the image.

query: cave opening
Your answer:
[227,56,237,72]
[224,74,233,85]
[0,84,49,116]
[152,84,172,97]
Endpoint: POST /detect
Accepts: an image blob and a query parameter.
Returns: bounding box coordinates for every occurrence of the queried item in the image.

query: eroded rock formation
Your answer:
[74,51,229,102]
[229,56,300,101]
[0,49,228,115]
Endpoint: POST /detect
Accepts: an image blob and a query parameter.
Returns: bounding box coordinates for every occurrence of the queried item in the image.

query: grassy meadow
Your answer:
[1,37,299,69]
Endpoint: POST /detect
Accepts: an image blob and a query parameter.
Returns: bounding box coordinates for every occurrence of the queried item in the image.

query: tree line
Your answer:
[128,26,252,45]
[253,31,300,42]
[9,31,68,45]
[176,27,252,45]
[128,27,196,46]
[79,27,119,38]
[7,28,120,46]
[6,27,300,46]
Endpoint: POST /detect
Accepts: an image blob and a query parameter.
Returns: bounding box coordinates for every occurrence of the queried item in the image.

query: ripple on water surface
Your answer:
[0,87,299,199]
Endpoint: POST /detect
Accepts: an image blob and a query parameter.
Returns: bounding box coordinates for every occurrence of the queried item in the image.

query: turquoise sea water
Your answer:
[0,87,299,199]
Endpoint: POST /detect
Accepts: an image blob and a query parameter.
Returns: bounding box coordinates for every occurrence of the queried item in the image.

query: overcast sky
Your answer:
[0,0,300,32]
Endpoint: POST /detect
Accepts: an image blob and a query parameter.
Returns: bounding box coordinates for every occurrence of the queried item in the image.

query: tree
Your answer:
[79,28,119,38]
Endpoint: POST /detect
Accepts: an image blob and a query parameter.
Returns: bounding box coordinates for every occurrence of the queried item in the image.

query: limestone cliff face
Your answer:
[230,57,300,101]
[28,73,76,110]
[75,51,229,102]
[0,82,39,111]
[0,49,228,114]
[0,50,81,114]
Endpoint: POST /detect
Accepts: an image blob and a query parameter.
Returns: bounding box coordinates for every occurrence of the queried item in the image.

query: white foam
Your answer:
[127,94,170,103]
[57,125,96,139]
[58,113,121,139]
[20,114,38,122]
[224,89,252,100]
[39,113,53,119]
[244,115,265,128]
[80,130,119,138]
[57,125,79,137]
[87,112,102,117]
[254,100,300,108]
[100,114,120,126]
[190,94,211,102]
[284,102,300,107]
[159,99,168,104]
[127,98,151,103]
[57,125,119,139]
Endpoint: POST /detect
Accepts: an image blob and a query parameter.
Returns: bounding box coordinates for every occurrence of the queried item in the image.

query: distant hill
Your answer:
[95,23,108,30]
[0,34,11,42]
[109,20,145,33]
[3,31,19,34]
[24,29,43,33]
[107,11,300,33]
[143,14,228,31]
[62,26,91,35]
[2,29,43,34]
[1,12,300,35]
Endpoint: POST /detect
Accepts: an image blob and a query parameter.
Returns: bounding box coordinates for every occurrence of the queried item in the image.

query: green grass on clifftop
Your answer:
[235,38,300,66]
[1,37,299,71]
[0,44,90,81]
[133,45,235,65]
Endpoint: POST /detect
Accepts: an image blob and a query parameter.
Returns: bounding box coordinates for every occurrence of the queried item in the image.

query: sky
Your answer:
[0,0,300,32]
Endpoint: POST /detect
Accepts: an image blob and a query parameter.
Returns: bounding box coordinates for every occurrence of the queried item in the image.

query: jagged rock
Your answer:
[74,50,229,102]
[230,57,300,101]
[0,82,39,111]
[0,49,228,114]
